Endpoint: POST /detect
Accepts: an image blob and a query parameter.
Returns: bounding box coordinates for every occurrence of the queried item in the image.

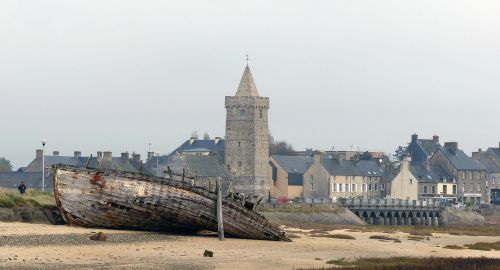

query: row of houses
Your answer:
[270,135,500,205]
[2,134,499,206]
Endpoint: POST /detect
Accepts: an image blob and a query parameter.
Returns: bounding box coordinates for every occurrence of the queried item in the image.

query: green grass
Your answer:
[297,257,500,270]
[0,189,56,208]
[443,245,464,249]
[465,241,500,251]
[369,235,401,243]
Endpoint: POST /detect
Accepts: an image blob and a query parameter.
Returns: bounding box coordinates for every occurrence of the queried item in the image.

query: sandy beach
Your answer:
[0,222,499,269]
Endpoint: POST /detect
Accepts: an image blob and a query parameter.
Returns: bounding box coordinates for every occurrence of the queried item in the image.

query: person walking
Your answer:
[18,181,27,195]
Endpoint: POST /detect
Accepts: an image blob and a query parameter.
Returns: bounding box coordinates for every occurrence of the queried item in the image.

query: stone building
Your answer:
[387,157,457,202]
[429,142,487,204]
[224,65,270,196]
[300,151,384,201]
[472,142,500,204]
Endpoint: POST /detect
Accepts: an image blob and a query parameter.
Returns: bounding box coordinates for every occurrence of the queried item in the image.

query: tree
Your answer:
[0,157,13,172]
[358,151,372,160]
[393,146,407,161]
[269,134,295,156]
[203,132,210,140]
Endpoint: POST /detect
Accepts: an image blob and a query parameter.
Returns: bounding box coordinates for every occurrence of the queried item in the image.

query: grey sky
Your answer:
[1,0,499,168]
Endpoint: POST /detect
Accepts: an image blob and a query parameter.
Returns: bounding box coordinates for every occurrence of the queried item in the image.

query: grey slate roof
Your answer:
[477,157,500,173]
[438,146,485,171]
[174,139,225,157]
[161,152,229,178]
[417,139,440,156]
[25,155,141,173]
[410,165,454,183]
[321,159,383,177]
[488,148,500,160]
[0,172,51,189]
[271,155,313,174]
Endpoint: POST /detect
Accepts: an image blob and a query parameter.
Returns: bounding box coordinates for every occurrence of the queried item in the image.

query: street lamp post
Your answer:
[155,151,160,177]
[41,138,47,193]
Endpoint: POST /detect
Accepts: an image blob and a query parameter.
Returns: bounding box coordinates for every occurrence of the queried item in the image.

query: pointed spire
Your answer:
[235,65,259,97]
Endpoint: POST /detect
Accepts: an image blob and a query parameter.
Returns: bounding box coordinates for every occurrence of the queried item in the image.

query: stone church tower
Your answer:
[225,65,270,196]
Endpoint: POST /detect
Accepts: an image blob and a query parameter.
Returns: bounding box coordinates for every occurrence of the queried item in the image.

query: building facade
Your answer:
[224,65,271,196]
[429,142,487,204]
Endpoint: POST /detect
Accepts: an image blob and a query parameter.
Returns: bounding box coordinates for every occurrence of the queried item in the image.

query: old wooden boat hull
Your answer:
[53,165,289,241]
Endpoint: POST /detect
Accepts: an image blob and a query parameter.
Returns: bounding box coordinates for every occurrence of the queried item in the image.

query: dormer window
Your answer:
[239,109,246,116]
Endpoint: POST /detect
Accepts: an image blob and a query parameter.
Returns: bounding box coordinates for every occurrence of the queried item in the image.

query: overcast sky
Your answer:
[1,0,499,168]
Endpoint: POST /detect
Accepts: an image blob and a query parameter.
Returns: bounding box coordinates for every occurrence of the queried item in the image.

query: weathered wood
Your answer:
[216,177,224,240]
[53,165,289,241]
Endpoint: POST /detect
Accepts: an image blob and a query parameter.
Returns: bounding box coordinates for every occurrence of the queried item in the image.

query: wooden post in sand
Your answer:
[216,177,224,240]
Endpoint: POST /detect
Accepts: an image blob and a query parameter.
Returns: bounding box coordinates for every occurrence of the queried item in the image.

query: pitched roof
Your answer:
[438,146,485,171]
[25,155,140,173]
[174,139,225,157]
[0,172,51,189]
[487,147,500,160]
[321,159,383,177]
[410,165,454,183]
[183,155,230,177]
[417,139,440,156]
[476,157,500,173]
[235,65,259,96]
[271,155,313,174]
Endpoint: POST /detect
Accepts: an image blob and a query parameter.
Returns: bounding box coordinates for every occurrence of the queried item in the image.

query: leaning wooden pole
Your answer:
[216,177,224,240]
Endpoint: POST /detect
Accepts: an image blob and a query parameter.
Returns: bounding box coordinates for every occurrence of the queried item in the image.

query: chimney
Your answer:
[444,142,458,154]
[433,135,439,143]
[36,149,43,160]
[214,136,221,144]
[121,152,129,159]
[132,153,141,162]
[103,151,112,161]
[74,151,81,157]
[97,151,103,160]
[411,134,418,144]
[189,137,196,145]
[147,151,154,160]
[52,151,59,156]
[313,150,323,164]
[498,141,500,148]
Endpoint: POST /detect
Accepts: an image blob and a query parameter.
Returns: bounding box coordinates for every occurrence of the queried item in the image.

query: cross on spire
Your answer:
[245,54,250,65]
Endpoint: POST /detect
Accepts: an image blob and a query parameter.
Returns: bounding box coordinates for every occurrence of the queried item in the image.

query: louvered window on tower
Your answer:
[240,109,245,116]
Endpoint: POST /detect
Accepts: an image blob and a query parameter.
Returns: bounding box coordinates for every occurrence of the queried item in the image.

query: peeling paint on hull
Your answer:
[53,165,289,241]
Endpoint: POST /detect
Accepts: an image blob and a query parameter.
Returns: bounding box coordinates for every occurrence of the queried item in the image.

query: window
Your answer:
[259,109,263,118]
[452,185,457,194]
[239,109,246,116]
[238,142,241,147]
[443,185,448,194]
[431,186,435,194]
[352,184,356,192]
[477,171,481,180]
[381,183,385,191]
[477,184,481,192]
[374,184,378,191]
[362,184,366,192]
[462,171,466,179]
[469,183,473,192]
[423,186,428,193]
[332,183,337,192]
[410,179,413,184]
[368,184,372,191]
[310,182,314,191]
[469,171,472,180]
[238,161,242,167]
[346,184,350,192]
[339,184,343,192]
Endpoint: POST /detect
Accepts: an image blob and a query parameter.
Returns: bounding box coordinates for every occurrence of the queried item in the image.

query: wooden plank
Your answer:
[217,177,224,240]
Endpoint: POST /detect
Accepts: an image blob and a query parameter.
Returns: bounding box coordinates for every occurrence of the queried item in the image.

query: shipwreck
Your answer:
[53,165,289,241]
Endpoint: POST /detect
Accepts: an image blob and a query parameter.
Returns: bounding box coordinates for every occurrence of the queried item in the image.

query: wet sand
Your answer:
[0,222,499,269]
